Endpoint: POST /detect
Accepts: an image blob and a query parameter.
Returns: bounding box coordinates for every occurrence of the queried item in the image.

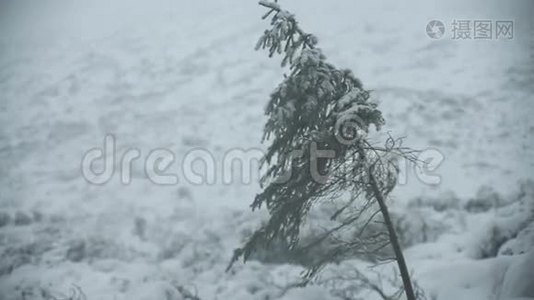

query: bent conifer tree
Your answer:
[229,2,417,299]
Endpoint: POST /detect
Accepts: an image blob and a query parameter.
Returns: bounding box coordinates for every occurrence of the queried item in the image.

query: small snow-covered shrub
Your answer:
[407,191,461,212]
[0,239,55,276]
[65,236,135,263]
[14,211,32,226]
[132,216,147,241]
[464,185,506,213]
[470,192,534,259]
[16,285,86,300]
[0,211,11,227]
[499,222,534,256]
[497,181,534,256]
[393,209,449,248]
[157,232,193,260]
[180,237,224,273]
[475,224,515,259]
[124,281,201,300]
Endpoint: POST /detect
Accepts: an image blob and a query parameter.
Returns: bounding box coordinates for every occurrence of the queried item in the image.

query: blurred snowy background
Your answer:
[0,0,533,299]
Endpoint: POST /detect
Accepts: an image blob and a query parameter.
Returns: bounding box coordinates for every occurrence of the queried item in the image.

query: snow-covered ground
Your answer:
[1,0,533,299]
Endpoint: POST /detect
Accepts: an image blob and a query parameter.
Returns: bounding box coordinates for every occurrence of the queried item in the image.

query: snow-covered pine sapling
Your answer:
[228,1,418,299]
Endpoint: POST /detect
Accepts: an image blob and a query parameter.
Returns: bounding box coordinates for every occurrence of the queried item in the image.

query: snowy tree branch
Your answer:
[258,0,315,50]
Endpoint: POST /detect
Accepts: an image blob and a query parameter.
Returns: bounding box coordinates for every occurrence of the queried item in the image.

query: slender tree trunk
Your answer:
[369,171,416,300]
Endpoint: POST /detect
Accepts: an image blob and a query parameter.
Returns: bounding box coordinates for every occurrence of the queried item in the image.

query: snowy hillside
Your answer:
[0,0,533,299]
